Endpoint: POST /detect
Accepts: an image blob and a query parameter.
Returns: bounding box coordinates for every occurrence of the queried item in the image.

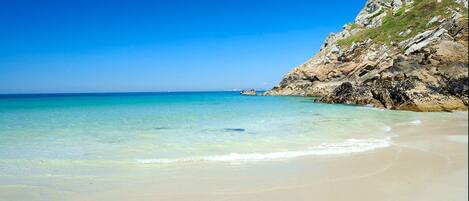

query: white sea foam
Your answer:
[137,137,392,164]
[383,125,393,132]
[410,120,422,125]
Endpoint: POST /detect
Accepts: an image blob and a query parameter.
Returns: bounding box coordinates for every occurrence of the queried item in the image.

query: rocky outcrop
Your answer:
[240,89,257,96]
[265,0,468,112]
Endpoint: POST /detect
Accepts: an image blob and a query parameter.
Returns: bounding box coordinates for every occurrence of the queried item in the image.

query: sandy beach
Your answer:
[1,112,466,201]
[1,0,468,200]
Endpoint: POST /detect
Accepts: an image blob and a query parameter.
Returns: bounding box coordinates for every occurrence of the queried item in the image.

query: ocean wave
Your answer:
[410,120,422,125]
[383,125,393,132]
[137,137,392,164]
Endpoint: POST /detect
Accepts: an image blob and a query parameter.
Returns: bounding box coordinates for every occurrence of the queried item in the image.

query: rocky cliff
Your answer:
[265,0,468,112]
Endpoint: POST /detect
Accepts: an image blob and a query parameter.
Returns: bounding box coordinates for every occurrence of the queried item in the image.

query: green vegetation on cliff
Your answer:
[337,0,467,48]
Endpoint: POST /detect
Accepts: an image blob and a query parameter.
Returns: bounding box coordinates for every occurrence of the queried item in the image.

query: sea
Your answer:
[0,91,466,174]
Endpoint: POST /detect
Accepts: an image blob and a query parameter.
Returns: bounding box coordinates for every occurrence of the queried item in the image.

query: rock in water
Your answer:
[265,0,468,112]
[240,89,257,96]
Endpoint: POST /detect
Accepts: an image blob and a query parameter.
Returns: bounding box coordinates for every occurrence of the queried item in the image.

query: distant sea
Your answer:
[0,91,465,172]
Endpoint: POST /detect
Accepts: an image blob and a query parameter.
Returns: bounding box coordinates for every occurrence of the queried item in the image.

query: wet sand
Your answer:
[1,113,467,201]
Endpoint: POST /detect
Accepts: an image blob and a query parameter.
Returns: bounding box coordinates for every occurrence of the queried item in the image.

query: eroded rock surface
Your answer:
[265,0,468,112]
[240,89,257,96]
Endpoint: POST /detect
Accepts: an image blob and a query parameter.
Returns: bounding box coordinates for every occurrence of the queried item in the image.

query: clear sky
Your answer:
[0,0,365,94]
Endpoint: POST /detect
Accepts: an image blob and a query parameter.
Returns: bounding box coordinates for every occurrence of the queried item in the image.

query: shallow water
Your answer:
[0,92,466,173]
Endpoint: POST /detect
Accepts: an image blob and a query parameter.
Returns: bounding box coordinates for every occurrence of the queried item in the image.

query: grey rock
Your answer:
[240,89,256,96]
[455,0,468,8]
[265,0,468,112]
[403,28,448,55]
[427,16,440,26]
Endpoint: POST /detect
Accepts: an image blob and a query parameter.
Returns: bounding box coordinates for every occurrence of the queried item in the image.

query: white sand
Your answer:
[1,113,467,201]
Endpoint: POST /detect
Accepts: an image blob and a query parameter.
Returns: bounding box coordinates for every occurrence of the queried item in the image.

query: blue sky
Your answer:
[0,0,365,94]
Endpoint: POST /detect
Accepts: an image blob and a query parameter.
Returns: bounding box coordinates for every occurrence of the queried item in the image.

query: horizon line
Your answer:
[0,89,270,96]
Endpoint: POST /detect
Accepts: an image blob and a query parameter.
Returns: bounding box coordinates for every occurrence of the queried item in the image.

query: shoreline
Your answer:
[94,115,468,201]
[265,93,469,112]
[0,112,466,201]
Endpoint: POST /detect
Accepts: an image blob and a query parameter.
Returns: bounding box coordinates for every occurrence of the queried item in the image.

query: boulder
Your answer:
[240,89,257,96]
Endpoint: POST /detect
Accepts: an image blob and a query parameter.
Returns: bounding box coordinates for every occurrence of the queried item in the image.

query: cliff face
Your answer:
[265,0,468,112]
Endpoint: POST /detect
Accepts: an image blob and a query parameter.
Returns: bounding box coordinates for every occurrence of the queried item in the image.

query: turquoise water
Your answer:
[0,92,464,169]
